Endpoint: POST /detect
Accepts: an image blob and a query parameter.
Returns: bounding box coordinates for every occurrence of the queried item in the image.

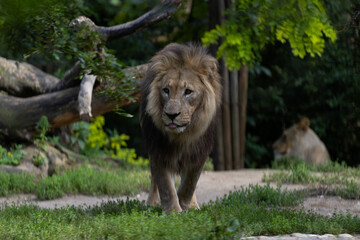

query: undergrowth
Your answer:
[0,184,359,239]
[264,159,360,199]
[0,165,150,200]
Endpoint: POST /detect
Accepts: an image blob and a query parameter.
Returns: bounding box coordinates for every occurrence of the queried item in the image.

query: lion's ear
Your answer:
[207,61,219,83]
[297,117,310,132]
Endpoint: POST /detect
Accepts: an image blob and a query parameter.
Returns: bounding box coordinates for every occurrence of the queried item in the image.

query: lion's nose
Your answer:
[165,112,181,121]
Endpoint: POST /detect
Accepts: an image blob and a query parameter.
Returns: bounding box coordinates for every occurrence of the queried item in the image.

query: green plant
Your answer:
[0,144,25,166]
[83,115,149,167]
[202,0,336,70]
[32,116,51,166]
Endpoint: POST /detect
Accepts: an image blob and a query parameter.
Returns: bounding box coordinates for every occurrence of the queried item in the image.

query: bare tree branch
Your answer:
[78,74,97,121]
[60,61,82,89]
[94,0,182,40]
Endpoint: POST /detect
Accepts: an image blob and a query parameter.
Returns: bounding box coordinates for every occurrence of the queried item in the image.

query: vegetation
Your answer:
[264,159,360,199]
[202,0,336,70]
[0,164,149,200]
[0,144,25,166]
[0,184,359,239]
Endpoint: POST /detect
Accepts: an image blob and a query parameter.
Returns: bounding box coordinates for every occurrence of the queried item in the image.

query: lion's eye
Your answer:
[184,89,193,95]
[163,88,169,94]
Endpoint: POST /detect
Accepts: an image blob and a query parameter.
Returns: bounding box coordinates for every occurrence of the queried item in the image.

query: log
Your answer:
[0,57,64,97]
[0,64,146,139]
[0,86,141,139]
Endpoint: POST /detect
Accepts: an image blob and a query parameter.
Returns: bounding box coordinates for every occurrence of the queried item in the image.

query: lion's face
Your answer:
[147,68,217,138]
[272,125,299,159]
[143,43,221,143]
[160,69,203,133]
[272,117,310,160]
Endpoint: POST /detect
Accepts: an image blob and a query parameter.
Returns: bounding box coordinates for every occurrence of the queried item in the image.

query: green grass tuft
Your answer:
[264,159,360,199]
[0,165,150,200]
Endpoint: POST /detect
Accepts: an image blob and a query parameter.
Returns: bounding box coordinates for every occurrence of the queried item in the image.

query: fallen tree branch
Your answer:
[0,57,64,97]
[0,64,146,139]
[0,86,141,140]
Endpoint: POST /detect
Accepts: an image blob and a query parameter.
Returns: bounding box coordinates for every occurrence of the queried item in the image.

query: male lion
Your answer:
[272,117,330,165]
[140,43,221,212]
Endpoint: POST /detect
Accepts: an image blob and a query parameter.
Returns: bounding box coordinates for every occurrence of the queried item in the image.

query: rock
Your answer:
[0,162,44,176]
[0,144,71,177]
[45,145,70,175]
[338,233,354,239]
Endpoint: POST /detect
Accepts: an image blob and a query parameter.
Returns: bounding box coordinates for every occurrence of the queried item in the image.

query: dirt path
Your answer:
[1,169,360,218]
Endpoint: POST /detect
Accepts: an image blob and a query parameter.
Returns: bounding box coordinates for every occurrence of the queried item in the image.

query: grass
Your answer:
[0,164,150,200]
[0,184,359,239]
[263,159,360,199]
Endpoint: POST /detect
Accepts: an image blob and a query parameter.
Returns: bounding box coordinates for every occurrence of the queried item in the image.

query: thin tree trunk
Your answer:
[208,0,227,170]
[230,70,241,169]
[222,68,232,170]
[238,65,248,168]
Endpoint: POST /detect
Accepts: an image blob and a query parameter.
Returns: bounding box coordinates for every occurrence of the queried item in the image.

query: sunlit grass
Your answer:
[0,185,359,239]
[0,164,150,200]
[263,159,360,199]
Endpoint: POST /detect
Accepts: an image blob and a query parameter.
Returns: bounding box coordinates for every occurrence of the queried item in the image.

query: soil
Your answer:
[1,169,360,218]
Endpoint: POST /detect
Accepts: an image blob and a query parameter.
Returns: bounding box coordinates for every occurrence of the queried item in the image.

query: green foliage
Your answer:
[33,116,51,166]
[0,144,25,166]
[70,115,149,167]
[202,0,336,70]
[1,184,359,239]
[84,116,149,166]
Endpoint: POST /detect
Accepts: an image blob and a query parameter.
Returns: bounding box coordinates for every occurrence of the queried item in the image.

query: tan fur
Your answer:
[272,117,330,165]
[140,43,221,212]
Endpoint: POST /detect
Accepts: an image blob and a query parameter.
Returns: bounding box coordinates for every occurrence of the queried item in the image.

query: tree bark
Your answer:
[0,57,64,97]
[238,65,248,169]
[78,74,97,122]
[93,0,183,40]
[230,70,241,169]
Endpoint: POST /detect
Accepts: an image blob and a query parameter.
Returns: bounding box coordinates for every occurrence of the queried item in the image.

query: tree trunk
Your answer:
[208,0,248,170]
[238,65,248,168]
[230,70,241,169]
[208,0,227,170]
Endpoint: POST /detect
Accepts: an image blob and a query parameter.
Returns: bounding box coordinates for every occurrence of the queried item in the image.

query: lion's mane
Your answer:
[140,43,221,172]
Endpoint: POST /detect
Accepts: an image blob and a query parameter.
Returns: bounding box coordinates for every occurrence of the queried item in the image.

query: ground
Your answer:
[1,169,359,218]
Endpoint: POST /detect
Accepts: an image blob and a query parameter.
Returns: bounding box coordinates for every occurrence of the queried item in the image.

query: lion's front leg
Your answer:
[147,174,160,206]
[150,163,182,213]
[177,167,202,211]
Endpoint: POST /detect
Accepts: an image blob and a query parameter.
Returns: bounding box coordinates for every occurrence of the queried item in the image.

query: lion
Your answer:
[272,117,330,165]
[139,43,222,213]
